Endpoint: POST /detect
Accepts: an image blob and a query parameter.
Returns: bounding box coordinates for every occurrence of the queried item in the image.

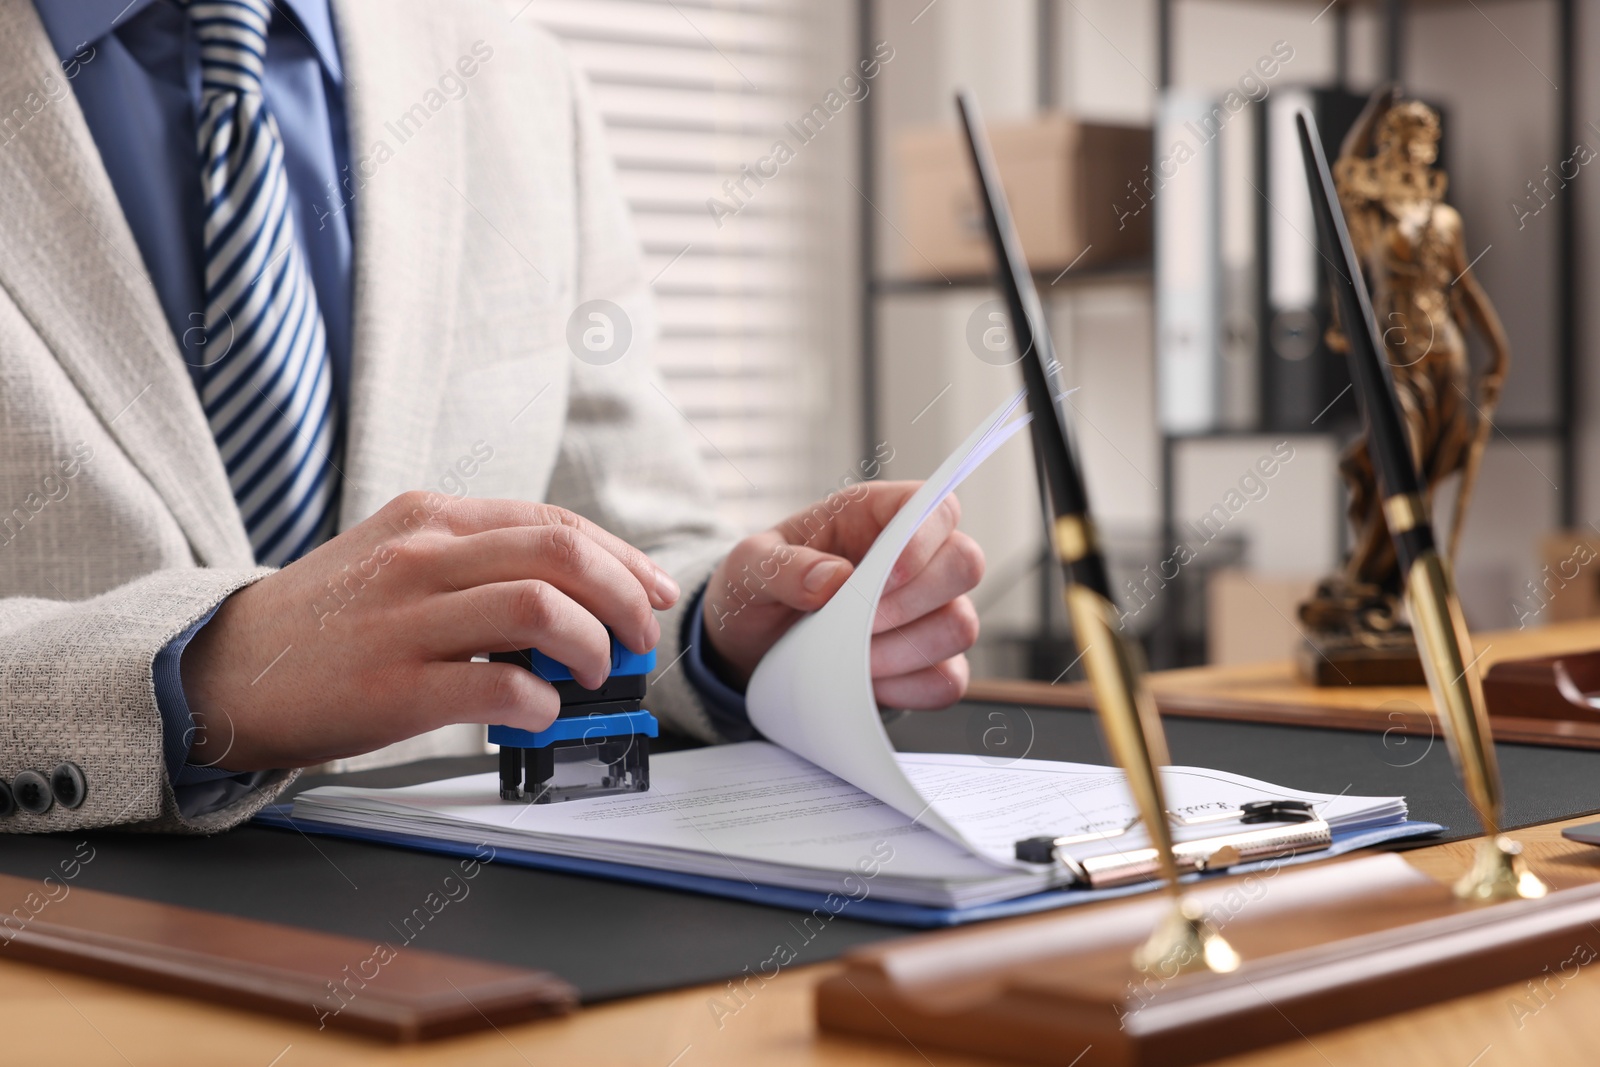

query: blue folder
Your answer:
[253,805,1444,929]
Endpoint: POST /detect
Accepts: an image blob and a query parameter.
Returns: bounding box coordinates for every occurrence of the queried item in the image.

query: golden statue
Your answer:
[1298,86,1510,683]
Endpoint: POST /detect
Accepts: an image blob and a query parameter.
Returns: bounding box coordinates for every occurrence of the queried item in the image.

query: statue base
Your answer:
[1296,577,1424,686]
[1296,630,1426,686]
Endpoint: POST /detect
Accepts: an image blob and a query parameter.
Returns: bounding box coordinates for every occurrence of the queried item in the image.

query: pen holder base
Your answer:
[1454,834,1549,902]
[818,851,1598,1067]
[1132,897,1240,976]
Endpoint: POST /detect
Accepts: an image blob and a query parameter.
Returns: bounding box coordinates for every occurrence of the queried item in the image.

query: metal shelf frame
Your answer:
[854,0,1580,671]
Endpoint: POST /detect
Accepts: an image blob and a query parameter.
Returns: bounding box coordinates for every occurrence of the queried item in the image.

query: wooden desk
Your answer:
[7,815,1600,1066]
[14,622,1600,1066]
[969,616,1600,747]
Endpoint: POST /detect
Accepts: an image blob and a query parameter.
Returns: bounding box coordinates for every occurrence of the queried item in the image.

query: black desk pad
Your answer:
[2,702,1598,1002]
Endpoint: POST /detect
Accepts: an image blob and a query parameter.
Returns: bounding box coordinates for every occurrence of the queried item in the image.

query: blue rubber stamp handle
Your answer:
[524,643,656,683]
[489,711,658,749]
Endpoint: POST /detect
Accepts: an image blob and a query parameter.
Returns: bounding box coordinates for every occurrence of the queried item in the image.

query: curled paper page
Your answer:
[747,389,1033,869]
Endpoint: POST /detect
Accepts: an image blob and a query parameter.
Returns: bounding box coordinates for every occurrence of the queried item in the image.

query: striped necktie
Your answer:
[185,0,341,566]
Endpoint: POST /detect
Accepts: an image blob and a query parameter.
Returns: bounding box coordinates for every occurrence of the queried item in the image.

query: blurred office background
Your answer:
[522,0,1596,679]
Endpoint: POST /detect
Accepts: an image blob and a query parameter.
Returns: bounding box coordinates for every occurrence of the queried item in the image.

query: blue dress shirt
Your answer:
[32,0,747,807]
[33,0,353,403]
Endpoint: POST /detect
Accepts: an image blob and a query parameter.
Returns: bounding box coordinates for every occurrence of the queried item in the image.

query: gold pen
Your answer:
[1295,111,1545,902]
[958,90,1239,974]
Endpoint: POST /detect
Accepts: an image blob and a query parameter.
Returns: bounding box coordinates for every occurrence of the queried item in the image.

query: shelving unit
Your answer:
[854,0,1580,671]
[1145,0,1578,667]
[868,261,1153,298]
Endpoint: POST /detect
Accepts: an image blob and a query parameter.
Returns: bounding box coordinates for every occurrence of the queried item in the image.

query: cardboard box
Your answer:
[892,114,1152,280]
[1530,531,1600,624]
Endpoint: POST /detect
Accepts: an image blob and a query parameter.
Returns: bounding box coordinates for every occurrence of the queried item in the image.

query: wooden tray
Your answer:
[0,872,576,1040]
[817,853,1600,1066]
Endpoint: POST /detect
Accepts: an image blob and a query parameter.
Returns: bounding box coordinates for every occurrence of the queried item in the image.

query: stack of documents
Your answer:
[291,741,1411,910]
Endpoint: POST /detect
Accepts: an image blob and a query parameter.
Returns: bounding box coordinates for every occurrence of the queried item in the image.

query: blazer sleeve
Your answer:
[541,62,744,744]
[0,566,299,834]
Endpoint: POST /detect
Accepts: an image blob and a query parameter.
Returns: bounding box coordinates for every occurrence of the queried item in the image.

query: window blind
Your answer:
[522,0,822,530]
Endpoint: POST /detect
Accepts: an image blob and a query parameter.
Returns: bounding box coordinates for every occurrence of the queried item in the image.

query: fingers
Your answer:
[873,530,984,633]
[377,493,680,610]
[422,661,561,732]
[712,486,980,631]
[430,580,614,689]
[885,495,961,594]
[708,531,855,618]
[430,525,660,653]
[777,481,922,559]
[869,596,979,678]
[781,483,959,591]
[872,656,971,710]
[770,481,962,592]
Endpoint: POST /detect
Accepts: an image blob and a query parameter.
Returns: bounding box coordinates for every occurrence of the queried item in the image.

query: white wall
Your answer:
[1578,0,1600,536]
[1399,1,1564,626]
[1055,0,1157,121]
[794,1,870,524]
[1174,434,1340,576]
[1172,0,1338,89]
[872,0,1053,636]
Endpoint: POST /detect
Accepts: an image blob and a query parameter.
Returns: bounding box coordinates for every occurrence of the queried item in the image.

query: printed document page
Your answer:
[745,391,1035,861]
[294,742,1405,907]
[898,751,1405,868]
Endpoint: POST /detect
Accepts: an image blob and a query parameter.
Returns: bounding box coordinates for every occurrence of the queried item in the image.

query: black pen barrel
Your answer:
[956,91,1109,597]
[1294,111,1432,574]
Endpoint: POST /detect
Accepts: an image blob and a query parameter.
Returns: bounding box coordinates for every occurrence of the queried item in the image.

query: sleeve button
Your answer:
[50,762,86,810]
[12,770,51,815]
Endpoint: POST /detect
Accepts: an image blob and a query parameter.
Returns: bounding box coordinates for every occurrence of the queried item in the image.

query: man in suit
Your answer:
[0,0,985,832]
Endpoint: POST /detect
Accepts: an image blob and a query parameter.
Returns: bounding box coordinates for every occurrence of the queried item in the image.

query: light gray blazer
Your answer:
[0,0,740,833]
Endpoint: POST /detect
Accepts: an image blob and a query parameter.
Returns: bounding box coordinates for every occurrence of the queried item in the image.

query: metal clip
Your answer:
[1170,800,1318,827]
[1015,798,1327,884]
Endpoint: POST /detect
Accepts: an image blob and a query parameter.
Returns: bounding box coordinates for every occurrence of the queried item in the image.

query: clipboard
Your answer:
[252,805,1443,929]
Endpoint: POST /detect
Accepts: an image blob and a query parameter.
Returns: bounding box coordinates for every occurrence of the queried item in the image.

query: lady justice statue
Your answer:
[1297,86,1511,684]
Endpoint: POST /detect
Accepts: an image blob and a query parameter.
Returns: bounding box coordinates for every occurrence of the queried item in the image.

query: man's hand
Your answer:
[180,492,680,771]
[702,482,984,709]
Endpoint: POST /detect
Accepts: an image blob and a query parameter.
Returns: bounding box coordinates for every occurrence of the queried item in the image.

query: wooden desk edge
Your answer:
[10,814,1600,1065]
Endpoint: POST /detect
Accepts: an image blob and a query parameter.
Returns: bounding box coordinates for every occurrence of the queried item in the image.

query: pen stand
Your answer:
[1062,577,1240,979]
[1457,835,1546,903]
[818,851,1600,1067]
[822,96,1570,1065]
